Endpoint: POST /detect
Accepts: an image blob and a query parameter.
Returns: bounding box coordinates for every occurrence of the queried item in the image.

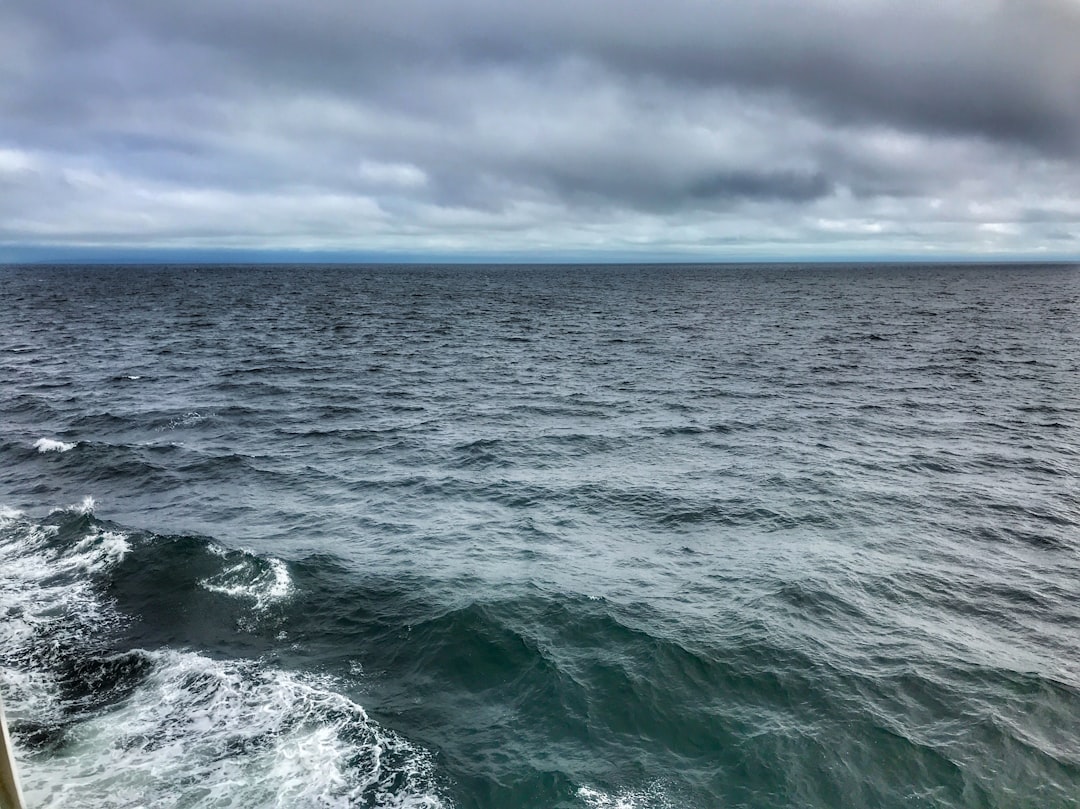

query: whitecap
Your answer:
[577,783,675,809]
[205,542,230,558]
[0,505,24,523]
[68,530,131,573]
[34,437,75,453]
[1,507,443,808]
[0,506,447,808]
[48,495,96,517]
[199,555,294,614]
[164,411,209,430]
[0,511,128,732]
[18,651,446,809]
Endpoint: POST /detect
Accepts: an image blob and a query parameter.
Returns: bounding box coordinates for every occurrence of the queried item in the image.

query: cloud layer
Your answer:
[2,0,1079,259]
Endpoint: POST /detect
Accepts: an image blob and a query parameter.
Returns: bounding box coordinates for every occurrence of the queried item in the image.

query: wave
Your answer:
[0,504,445,809]
[0,502,130,747]
[160,410,211,430]
[33,438,76,453]
[577,784,675,809]
[199,549,294,615]
[22,649,442,809]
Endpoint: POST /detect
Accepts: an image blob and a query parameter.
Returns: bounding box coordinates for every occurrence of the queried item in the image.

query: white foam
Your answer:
[164,411,208,429]
[206,542,230,558]
[34,437,75,453]
[0,665,60,730]
[578,783,675,809]
[0,511,129,734]
[199,555,294,614]
[0,509,129,593]
[68,530,131,573]
[0,513,129,633]
[19,651,445,809]
[47,496,96,517]
[0,506,23,523]
[0,507,445,808]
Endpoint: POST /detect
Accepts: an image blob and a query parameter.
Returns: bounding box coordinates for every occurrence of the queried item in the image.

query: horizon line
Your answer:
[3,257,1078,267]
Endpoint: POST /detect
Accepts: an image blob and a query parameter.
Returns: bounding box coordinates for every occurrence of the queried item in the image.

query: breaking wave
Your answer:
[0,504,446,809]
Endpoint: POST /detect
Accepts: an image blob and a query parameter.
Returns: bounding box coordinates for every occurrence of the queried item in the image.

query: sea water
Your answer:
[1,263,1078,808]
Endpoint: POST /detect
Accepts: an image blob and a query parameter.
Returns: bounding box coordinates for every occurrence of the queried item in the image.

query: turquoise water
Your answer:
[1,263,1078,808]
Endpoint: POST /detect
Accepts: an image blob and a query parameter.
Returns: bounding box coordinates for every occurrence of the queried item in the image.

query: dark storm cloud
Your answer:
[526,164,833,211]
[36,0,1075,151]
[688,171,832,204]
[1,0,1079,257]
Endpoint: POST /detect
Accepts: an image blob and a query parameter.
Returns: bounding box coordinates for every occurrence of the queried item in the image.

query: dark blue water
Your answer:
[1,263,1078,808]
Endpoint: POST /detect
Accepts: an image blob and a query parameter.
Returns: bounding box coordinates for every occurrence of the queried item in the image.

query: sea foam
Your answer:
[578,784,675,809]
[34,437,75,453]
[20,650,445,809]
[0,507,129,733]
[1,507,444,809]
[199,555,294,614]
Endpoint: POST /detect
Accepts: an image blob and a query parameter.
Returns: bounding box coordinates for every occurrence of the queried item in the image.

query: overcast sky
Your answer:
[2,0,1079,261]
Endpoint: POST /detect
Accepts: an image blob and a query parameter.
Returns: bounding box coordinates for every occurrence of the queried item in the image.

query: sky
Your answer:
[2,0,1079,262]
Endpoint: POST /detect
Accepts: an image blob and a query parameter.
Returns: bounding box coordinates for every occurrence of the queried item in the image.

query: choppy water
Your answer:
[1,263,1079,809]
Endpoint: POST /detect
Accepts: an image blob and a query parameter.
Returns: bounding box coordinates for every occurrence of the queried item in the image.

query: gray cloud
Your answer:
[1,0,1079,258]
[59,0,1079,151]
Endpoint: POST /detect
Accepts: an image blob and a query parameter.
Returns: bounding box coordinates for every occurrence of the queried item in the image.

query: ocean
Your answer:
[1,263,1078,808]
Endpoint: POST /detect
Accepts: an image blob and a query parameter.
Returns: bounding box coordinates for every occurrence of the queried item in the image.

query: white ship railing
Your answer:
[0,697,25,809]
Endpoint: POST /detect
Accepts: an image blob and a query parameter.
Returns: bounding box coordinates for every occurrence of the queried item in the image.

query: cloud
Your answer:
[1,0,1079,259]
